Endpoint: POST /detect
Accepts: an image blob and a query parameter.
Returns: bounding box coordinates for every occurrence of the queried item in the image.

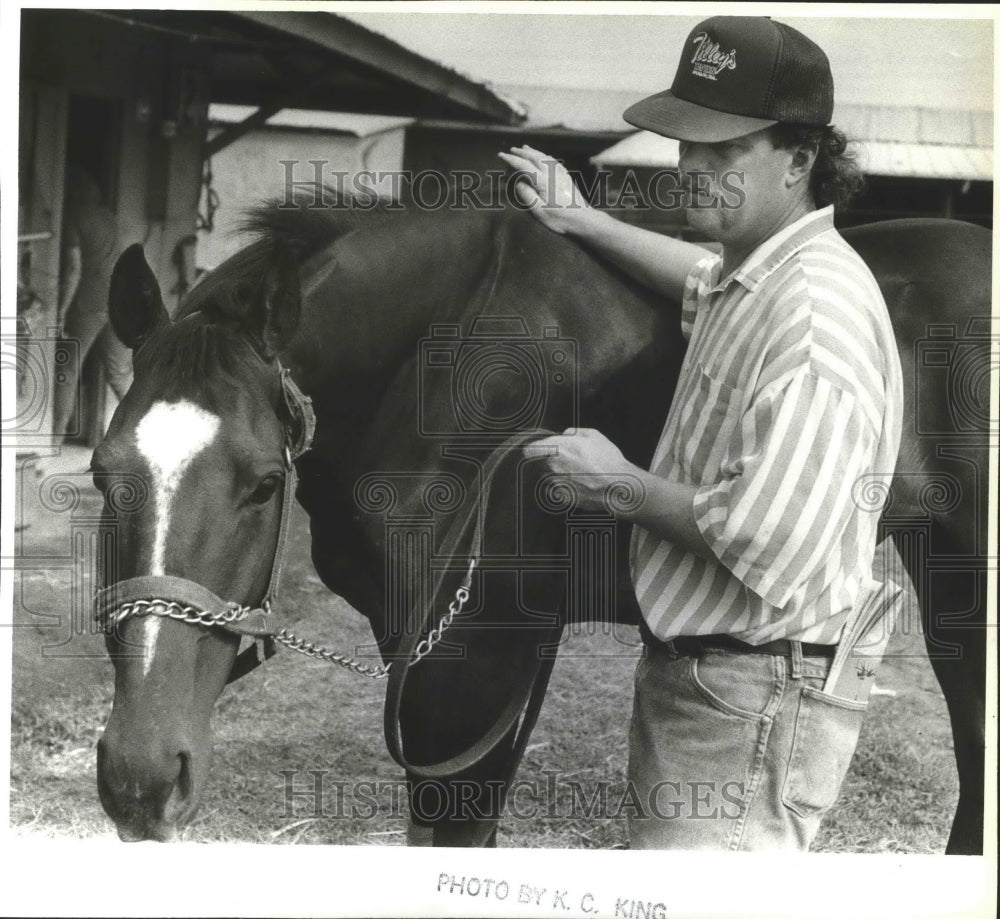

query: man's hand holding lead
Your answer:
[525,428,639,513]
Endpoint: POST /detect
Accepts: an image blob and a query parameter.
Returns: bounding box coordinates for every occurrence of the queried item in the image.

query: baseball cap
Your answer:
[623,17,834,142]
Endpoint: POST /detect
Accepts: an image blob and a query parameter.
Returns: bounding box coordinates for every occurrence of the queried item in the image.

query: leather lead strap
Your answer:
[383,433,561,781]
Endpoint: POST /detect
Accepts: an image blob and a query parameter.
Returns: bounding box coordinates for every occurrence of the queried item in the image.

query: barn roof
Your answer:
[410,85,639,138]
[591,105,994,181]
[208,104,413,138]
[92,9,525,126]
[499,85,640,134]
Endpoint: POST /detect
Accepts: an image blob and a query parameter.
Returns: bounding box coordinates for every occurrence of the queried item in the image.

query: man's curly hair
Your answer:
[768,124,864,209]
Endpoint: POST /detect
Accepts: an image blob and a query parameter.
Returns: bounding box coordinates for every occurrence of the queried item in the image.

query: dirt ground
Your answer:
[7,448,959,850]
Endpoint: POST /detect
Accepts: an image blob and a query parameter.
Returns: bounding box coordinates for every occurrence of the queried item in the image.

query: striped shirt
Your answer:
[630,207,903,644]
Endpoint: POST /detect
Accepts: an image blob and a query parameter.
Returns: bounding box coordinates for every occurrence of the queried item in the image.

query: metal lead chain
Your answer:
[97,559,478,682]
[272,559,477,679]
[411,558,477,665]
[101,599,252,631]
[272,629,391,679]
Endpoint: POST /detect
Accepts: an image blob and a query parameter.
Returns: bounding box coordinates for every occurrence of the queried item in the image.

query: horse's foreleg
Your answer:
[897,527,986,855]
[926,627,986,855]
[405,719,518,848]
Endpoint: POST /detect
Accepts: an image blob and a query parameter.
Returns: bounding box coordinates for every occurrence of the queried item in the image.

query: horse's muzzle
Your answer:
[97,733,197,842]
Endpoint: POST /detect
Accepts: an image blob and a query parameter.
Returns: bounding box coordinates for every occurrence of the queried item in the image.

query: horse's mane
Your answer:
[162,188,405,390]
[179,186,402,322]
[241,185,403,259]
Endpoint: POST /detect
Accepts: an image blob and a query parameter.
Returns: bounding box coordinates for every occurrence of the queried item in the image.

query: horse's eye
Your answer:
[248,473,283,506]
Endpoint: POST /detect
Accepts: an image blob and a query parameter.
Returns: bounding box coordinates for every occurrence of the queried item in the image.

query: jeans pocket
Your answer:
[782,685,868,818]
[689,651,780,720]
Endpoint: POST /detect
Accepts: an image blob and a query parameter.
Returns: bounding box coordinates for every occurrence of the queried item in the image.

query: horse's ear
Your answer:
[253,242,301,359]
[108,244,170,350]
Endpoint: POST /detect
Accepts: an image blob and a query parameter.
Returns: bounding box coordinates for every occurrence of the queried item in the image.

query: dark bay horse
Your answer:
[92,196,989,852]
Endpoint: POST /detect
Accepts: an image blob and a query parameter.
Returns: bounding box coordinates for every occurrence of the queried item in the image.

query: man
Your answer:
[500,16,903,850]
[52,165,132,439]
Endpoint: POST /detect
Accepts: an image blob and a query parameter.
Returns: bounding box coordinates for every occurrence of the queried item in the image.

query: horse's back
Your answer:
[844,219,991,493]
[842,219,991,326]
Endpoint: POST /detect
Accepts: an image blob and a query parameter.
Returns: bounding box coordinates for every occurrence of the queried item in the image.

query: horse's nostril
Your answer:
[162,750,195,825]
[96,736,117,813]
[177,750,193,801]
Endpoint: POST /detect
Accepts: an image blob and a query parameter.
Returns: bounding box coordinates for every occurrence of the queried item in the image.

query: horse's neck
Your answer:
[287,204,685,473]
[285,210,500,407]
[291,206,684,622]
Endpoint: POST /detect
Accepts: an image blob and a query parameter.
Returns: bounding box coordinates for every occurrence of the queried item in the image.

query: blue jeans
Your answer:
[627,641,868,850]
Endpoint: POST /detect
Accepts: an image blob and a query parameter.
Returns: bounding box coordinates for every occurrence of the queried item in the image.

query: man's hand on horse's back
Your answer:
[498,145,705,305]
[499,145,604,236]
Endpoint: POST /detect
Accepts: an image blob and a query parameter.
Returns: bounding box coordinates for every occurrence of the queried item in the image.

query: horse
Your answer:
[91,194,990,852]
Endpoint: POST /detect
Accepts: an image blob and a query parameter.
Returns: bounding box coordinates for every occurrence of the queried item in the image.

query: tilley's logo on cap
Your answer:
[689,31,737,81]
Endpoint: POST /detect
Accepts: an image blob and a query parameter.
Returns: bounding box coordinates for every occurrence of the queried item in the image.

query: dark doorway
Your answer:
[65,94,121,209]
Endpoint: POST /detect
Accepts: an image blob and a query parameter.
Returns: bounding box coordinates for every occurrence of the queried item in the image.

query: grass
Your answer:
[9,496,959,851]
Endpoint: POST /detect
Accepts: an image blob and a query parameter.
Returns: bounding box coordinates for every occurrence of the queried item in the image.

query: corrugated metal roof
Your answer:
[499,84,640,133]
[857,142,993,181]
[592,105,993,181]
[835,105,993,147]
[209,104,413,137]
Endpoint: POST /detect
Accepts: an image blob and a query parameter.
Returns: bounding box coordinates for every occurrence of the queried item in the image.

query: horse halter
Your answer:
[94,350,556,789]
[93,343,481,685]
[94,363,318,684]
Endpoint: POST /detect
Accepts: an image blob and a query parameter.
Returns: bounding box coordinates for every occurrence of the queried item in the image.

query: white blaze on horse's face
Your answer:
[134,400,221,675]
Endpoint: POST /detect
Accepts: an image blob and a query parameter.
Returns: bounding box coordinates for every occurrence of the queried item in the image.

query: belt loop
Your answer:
[664,639,679,660]
[790,640,803,679]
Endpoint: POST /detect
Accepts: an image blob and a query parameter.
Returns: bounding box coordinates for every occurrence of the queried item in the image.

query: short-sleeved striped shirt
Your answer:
[630,206,903,645]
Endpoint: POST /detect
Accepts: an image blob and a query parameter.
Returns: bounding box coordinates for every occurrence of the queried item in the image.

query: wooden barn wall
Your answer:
[19,9,209,314]
[197,126,406,270]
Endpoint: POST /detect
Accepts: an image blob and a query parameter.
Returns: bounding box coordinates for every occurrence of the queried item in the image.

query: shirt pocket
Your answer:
[674,363,744,485]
